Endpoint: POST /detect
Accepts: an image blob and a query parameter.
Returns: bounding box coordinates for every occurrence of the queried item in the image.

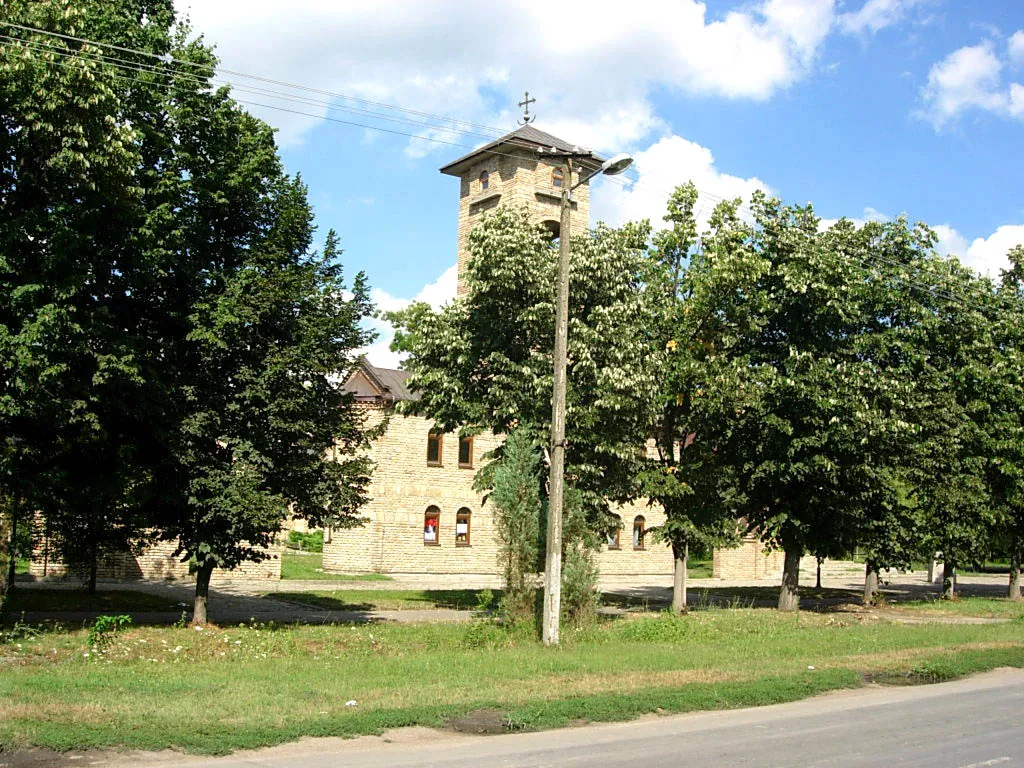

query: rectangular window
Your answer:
[427,431,443,466]
[458,436,473,468]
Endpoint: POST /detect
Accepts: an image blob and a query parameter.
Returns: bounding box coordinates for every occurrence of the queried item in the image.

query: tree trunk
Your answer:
[193,558,216,626]
[1009,548,1022,601]
[7,507,17,590]
[863,561,879,605]
[671,543,688,615]
[815,556,823,590]
[0,502,11,608]
[941,559,956,600]
[778,548,801,611]
[88,541,98,596]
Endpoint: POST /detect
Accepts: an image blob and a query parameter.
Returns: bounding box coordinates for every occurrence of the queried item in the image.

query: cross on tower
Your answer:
[517,91,536,125]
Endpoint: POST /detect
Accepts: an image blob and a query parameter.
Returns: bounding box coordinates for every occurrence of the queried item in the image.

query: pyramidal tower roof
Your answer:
[439,124,605,177]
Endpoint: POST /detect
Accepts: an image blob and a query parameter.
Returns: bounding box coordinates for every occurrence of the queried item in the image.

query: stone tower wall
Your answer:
[455,148,591,295]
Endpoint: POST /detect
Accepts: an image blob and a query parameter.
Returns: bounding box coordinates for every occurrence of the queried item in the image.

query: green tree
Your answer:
[0,0,169,590]
[390,206,660,599]
[905,251,998,599]
[710,196,923,610]
[638,184,748,612]
[485,427,543,623]
[987,245,1024,599]
[0,1,377,621]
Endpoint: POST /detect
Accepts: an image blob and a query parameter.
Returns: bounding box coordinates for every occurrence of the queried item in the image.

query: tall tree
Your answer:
[906,251,997,599]
[391,205,660,617]
[710,196,923,610]
[0,0,167,589]
[638,185,748,613]
[0,1,377,620]
[987,245,1024,599]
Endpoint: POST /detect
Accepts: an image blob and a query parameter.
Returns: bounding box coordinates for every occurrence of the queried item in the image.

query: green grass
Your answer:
[2,589,180,614]
[687,558,713,578]
[265,588,488,611]
[279,552,392,582]
[1,597,1023,755]
[883,596,1024,619]
[14,557,30,575]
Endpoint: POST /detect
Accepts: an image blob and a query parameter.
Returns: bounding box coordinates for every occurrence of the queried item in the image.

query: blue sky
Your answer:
[176,0,1024,365]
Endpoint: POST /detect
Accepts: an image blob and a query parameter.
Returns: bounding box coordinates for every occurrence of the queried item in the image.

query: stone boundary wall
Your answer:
[30,538,282,582]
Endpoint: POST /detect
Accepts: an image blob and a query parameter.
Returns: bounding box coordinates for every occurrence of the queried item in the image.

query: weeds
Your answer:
[87,615,132,648]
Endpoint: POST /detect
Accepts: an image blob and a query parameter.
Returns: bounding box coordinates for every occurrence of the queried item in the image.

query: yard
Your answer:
[279,551,392,582]
[1,593,1022,756]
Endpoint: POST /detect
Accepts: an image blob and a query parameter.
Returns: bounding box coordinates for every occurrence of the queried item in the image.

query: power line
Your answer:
[0,21,749,218]
[0,20,511,138]
[0,24,1000,313]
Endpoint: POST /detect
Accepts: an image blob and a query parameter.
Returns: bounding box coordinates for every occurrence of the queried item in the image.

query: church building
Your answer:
[322,124,676,578]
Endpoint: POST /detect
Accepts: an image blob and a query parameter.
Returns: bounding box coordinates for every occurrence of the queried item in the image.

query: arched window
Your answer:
[541,219,560,240]
[552,167,564,188]
[455,507,471,546]
[633,515,646,550]
[607,514,621,550]
[424,506,440,546]
[479,170,489,191]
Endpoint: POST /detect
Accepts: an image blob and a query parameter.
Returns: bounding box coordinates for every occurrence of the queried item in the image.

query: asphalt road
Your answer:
[146,668,1024,768]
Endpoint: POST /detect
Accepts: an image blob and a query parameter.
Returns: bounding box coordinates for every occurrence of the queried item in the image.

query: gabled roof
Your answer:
[343,357,420,403]
[439,124,605,177]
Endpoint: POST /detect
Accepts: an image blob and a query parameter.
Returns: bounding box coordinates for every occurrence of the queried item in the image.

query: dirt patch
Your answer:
[0,747,111,768]
[446,708,520,734]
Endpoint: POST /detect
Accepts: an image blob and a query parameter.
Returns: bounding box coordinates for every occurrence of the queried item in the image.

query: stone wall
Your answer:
[455,148,592,295]
[712,537,786,580]
[30,538,282,582]
[324,408,674,577]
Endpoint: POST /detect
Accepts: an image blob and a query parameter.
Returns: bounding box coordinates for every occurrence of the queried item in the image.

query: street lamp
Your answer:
[542,148,633,647]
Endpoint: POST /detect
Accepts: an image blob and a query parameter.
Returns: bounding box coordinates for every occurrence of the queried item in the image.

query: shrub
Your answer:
[286,530,324,553]
[87,614,132,648]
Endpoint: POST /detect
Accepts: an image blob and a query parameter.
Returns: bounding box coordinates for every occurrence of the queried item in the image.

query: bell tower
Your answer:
[439,124,603,295]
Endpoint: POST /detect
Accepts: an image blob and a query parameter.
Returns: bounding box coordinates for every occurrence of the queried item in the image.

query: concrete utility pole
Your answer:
[541,150,633,647]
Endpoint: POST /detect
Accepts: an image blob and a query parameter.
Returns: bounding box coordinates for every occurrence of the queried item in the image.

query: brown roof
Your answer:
[439,124,605,177]
[344,358,420,403]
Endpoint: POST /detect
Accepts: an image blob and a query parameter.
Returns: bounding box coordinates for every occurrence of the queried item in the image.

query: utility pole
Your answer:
[542,155,574,647]
[540,149,634,647]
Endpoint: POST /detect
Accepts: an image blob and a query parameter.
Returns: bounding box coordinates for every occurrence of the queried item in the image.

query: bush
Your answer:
[560,491,600,628]
[87,614,132,648]
[286,530,323,553]
[489,429,543,626]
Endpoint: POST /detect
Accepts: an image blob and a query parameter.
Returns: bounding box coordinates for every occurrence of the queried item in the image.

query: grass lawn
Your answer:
[687,558,713,578]
[265,588,489,611]
[1,598,1023,755]
[14,557,30,575]
[279,551,392,582]
[883,597,1024,618]
[3,589,181,614]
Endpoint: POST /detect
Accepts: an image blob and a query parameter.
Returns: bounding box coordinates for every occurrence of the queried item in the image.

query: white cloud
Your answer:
[819,206,890,230]
[837,0,926,36]
[592,135,769,232]
[931,224,968,258]
[176,0,843,153]
[358,264,458,369]
[932,223,1024,277]
[1009,30,1024,66]
[920,35,1024,127]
